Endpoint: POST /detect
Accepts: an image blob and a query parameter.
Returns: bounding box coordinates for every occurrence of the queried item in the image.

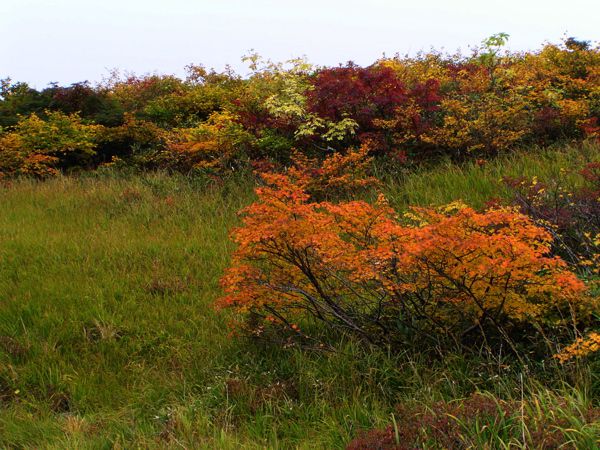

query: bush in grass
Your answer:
[217,151,591,355]
[97,113,169,166]
[0,111,103,177]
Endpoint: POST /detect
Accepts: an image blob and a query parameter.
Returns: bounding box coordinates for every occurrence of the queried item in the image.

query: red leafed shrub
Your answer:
[406,78,442,134]
[346,426,400,450]
[307,64,407,130]
[217,153,589,353]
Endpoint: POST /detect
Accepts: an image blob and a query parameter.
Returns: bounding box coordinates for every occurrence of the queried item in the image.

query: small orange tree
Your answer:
[218,153,589,353]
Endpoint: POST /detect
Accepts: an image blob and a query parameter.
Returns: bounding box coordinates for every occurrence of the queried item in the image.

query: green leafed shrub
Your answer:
[0,111,103,177]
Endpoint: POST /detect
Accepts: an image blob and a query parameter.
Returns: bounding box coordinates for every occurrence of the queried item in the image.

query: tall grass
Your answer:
[378,141,600,208]
[0,144,598,448]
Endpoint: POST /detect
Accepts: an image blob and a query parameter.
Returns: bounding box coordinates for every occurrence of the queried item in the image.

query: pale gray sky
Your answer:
[2,0,599,88]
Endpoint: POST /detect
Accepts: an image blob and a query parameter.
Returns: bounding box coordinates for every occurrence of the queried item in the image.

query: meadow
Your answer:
[1,143,599,448]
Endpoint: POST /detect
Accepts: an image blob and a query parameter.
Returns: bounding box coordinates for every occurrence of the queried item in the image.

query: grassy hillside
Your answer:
[1,144,599,448]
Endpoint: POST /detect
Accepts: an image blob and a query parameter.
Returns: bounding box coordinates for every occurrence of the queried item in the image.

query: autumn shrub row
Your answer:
[1,36,600,177]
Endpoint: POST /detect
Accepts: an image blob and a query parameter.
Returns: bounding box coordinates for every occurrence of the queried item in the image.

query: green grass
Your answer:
[0,144,599,448]
[377,141,600,209]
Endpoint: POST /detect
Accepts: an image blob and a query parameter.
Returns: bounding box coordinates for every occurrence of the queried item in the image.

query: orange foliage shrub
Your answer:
[283,145,378,200]
[218,155,589,351]
[555,332,600,362]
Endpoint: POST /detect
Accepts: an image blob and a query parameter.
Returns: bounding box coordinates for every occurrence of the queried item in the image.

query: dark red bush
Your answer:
[307,64,407,129]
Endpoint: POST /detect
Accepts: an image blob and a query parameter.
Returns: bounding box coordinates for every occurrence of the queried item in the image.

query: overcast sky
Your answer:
[2,0,599,88]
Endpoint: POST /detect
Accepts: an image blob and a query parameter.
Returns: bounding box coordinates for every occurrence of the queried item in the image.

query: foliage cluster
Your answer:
[2,36,600,176]
[218,150,595,359]
[0,110,102,177]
